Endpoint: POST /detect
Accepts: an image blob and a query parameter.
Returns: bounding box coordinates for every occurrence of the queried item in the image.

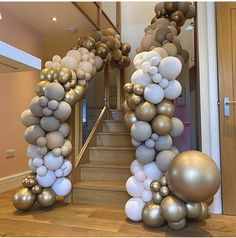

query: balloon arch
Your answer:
[13,1,221,232]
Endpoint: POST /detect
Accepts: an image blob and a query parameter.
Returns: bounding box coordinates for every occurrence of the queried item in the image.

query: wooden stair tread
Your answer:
[104,120,124,123]
[80,161,130,169]
[73,180,126,191]
[97,132,130,135]
[89,146,135,151]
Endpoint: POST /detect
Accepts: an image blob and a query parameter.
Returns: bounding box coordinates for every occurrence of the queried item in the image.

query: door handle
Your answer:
[224,97,236,116]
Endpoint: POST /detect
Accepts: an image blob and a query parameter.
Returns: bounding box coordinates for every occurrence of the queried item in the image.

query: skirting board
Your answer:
[0,170,30,193]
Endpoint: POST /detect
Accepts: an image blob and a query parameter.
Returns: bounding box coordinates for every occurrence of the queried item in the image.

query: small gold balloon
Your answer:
[76,70,85,80]
[126,94,137,110]
[40,68,50,81]
[112,49,122,61]
[130,94,143,106]
[135,101,156,122]
[186,202,201,219]
[32,185,42,195]
[46,69,55,82]
[150,180,161,192]
[152,115,172,136]
[197,202,208,220]
[168,218,186,230]
[77,79,88,89]
[124,83,133,93]
[124,111,138,129]
[35,80,49,96]
[120,43,131,56]
[37,188,56,207]
[64,82,71,91]
[164,2,177,13]
[53,67,72,84]
[156,99,174,117]
[95,42,109,59]
[160,195,187,222]
[153,192,163,205]
[133,84,144,96]
[205,196,214,206]
[170,10,185,26]
[121,100,132,113]
[118,56,131,68]
[13,188,36,211]
[160,186,170,197]
[80,37,96,50]
[160,176,168,186]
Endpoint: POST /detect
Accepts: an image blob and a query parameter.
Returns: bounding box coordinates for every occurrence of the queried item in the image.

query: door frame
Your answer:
[197,2,222,214]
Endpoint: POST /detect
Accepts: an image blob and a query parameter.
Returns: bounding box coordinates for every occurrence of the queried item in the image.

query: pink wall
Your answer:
[0,7,43,178]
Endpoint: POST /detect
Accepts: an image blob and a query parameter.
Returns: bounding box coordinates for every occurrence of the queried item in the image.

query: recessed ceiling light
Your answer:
[67,27,77,34]
[0,12,2,20]
[51,17,57,22]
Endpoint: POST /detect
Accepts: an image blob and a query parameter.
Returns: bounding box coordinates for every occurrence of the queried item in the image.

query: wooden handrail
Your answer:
[74,105,108,169]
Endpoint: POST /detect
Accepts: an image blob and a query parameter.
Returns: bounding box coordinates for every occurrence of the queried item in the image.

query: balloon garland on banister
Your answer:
[13,28,131,211]
[123,2,221,230]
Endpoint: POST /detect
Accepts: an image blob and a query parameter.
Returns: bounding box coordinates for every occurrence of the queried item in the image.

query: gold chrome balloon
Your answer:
[13,188,36,211]
[122,100,131,113]
[124,112,138,129]
[37,188,56,207]
[135,102,156,121]
[156,99,174,118]
[64,89,80,106]
[160,195,186,222]
[53,67,72,84]
[32,185,42,195]
[168,218,186,230]
[152,115,172,136]
[121,43,131,56]
[133,84,144,96]
[170,10,185,26]
[160,176,168,186]
[142,201,165,228]
[197,202,208,220]
[205,196,214,206]
[35,81,49,96]
[153,192,163,205]
[40,68,50,81]
[167,150,221,202]
[46,69,55,82]
[150,180,161,192]
[164,2,177,13]
[130,94,143,106]
[124,83,133,93]
[126,95,137,110]
[186,202,201,219]
[160,186,170,197]
[74,85,86,101]
[95,42,109,59]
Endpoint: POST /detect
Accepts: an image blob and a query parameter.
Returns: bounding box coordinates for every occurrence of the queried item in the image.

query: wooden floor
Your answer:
[1,189,236,237]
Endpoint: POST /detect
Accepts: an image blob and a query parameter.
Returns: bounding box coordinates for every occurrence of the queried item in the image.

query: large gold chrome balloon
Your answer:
[37,188,56,207]
[160,195,186,222]
[167,150,221,202]
[40,68,50,81]
[35,81,49,96]
[156,99,174,118]
[64,89,80,106]
[142,201,165,228]
[186,202,201,219]
[74,85,86,101]
[168,218,186,230]
[124,112,138,128]
[135,102,156,121]
[205,196,214,206]
[53,67,72,84]
[197,202,208,220]
[152,115,172,136]
[13,188,36,211]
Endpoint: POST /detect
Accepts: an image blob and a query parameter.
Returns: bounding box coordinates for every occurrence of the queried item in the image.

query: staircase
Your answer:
[72,110,134,206]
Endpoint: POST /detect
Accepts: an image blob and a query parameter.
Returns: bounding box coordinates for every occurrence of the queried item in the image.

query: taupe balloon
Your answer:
[186,202,201,219]
[142,201,165,228]
[30,96,44,117]
[133,84,144,96]
[13,188,36,211]
[24,125,45,145]
[53,101,72,122]
[40,116,60,132]
[37,188,56,207]
[167,150,221,202]
[152,115,172,136]
[124,112,138,128]
[45,82,65,102]
[168,218,186,230]
[198,202,208,220]
[21,109,40,127]
[35,81,49,96]
[160,195,186,222]
[153,192,163,205]
[46,131,64,150]
[156,100,174,118]
[135,102,156,122]
[150,180,161,192]
[124,83,133,93]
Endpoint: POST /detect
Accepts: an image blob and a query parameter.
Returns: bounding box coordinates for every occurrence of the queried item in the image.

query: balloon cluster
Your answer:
[124,2,221,231]
[13,28,131,211]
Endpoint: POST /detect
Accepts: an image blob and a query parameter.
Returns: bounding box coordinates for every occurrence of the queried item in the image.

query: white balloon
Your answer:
[126,176,145,197]
[142,51,161,63]
[152,73,162,83]
[131,121,152,142]
[135,171,146,182]
[136,145,156,164]
[133,166,142,175]
[170,117,184,137]
[158,56,182,80]
[44,151,64,171]
[27,144,42,159]
[156,150,176,172]
[32,157,43,167]
[61,56,78,70]
[131,138,142,147]
[144,83,164,104]
[51,177,72,196]
[155,135,173,151]
[55,169,63,177]
[142,190,153,202]
[149,66,158,75]
[52,55,61,63]
[170,146,180,155]
[125,198,145,221]
[141,61,151,73]
[131,69,152,87]
[133,52,146,69]
[45,61,53,69]
[36,170,56,187]
[130,160,143,174]
[52,62,61,69]
[150,56,161,66]
[37,165,47,176]
[28,159,37,173]
[61,159,72,177]
[145,138,155,149]
[144,178,153,190]
[159,78,169,88]
[66,50,81,62]
[143,161,162,180]
[164,80,182,100]
[151,133,159,141]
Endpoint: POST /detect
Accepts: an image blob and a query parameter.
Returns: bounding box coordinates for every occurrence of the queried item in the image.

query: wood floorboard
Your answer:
[1,189,236,237]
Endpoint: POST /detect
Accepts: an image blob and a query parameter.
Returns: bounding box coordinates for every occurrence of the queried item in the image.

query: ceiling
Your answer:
[0,2,95,36]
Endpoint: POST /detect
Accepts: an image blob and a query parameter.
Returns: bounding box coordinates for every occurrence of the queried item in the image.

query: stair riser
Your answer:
[73,189,130,205]
[80,167,131,182]
[109,112,124,120]
[103,122,128,133]
[89,149,135,162]
[96,134,132,147]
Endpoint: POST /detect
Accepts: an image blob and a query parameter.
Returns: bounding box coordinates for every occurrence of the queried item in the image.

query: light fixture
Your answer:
[0,12,2,20]
[51,17,57,22]
[67,27,77,34]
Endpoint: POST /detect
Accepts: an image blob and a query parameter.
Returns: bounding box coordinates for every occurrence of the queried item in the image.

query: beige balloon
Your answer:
[37,188,56,207]
[186,202,201,219]
[152,115,172,136]
[168,218,186,230]
[142,201,165,228]
[135,101,156,121]
[197,202,208,220]
[167,150,221,202]
[160,195,187,222]
[153,192,163,205]
[13,188,36,211]
[124,112,138,128]
[156,99,174,118]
